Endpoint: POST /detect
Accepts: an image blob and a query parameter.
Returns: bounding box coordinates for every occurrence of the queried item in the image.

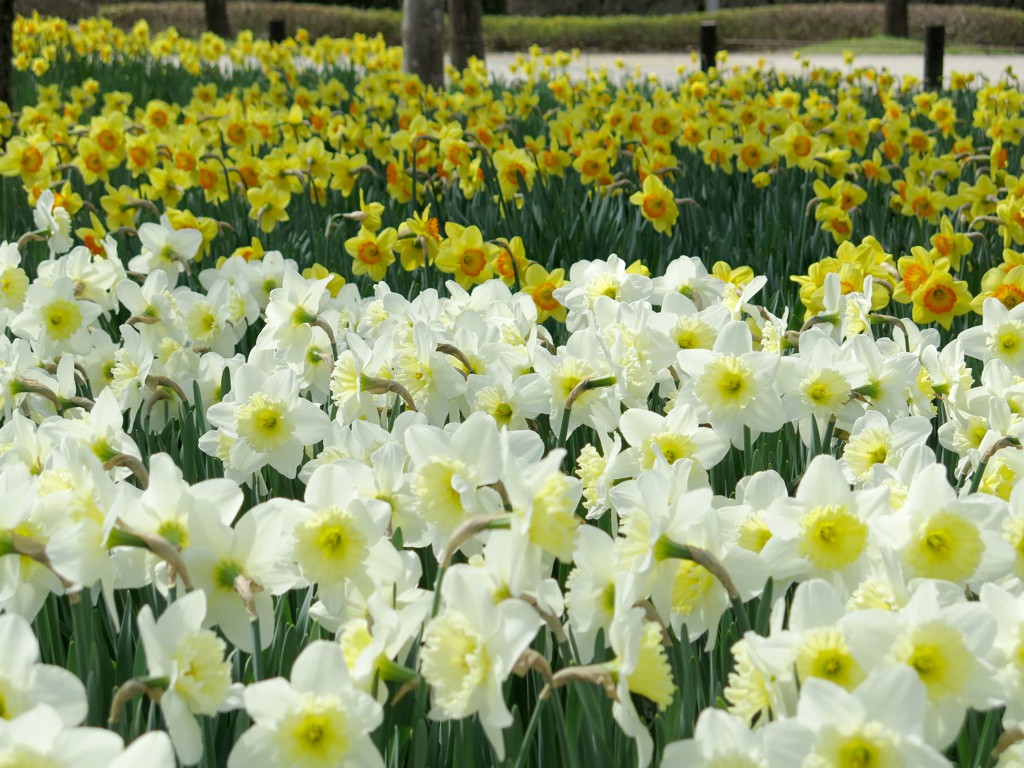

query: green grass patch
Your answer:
[795,34,1024,56]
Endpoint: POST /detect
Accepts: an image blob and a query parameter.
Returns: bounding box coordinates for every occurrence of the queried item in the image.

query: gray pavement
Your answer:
[485,51,1023,83]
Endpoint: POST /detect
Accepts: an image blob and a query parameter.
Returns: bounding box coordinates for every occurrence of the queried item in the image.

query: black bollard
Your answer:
[700,20,717,73]
[924,24,945,90]
[269,18,287,43]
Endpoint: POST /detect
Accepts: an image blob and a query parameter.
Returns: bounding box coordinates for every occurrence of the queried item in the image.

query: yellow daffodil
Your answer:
[629,174,679,236]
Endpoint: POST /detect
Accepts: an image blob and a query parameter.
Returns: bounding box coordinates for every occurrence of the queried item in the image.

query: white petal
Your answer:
[162,691,203,765]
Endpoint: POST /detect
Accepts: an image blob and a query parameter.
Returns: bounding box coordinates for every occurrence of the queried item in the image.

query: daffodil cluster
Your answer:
[1,183,1024,765]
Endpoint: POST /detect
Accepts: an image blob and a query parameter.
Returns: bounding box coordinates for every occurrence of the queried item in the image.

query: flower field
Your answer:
[8,10,1024,767]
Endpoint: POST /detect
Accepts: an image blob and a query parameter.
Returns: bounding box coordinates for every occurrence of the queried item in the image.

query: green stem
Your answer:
[730,595,752,637]
[250,620,264,681]
[71,594,91,687]
[557,406,571,450]
[968,460,988,495]
[201,715,216,768]
[822,416,836,456]
[743,425,753,475]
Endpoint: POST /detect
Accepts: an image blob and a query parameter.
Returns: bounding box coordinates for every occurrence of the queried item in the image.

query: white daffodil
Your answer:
[391,322,467,426]
[606,606,676,768]
[767,579,867,693]
[420,565,542,759]
[565,525,621,662]
[466,367,548,431]
[553,253,653,331]
[287,462,397,616]
[448,305,534,381]
[259,268,333,366]
[677,320,784,446]
[308,435,423,549]
[650,498,769,647]
[592,296,678,407]
[842,581,1001,748]
[760,454,887,594]
[575,430,624,520]
[616,402,729,474]
[336,585,431,701]
[0,240,29,314]
[228,641,384,768]
[467,530,565,619]
[137,590,239,765]
[116,452,241,583]
[841,333,921,419]
[858,442,937,514]
[839,410,932,485]
[613,459,765,646]
[0,612,87,725]
[717,469,790,558]
[197,255,265,325]
[105,324,156,424]
[0,415,52,488]
[649,254,723,309]
[203,362,330,481]
[37,244,123,312]
[0,465,63,619]
[876,462,1012,588]
[176,281,237,357]
[0,704,124,767]
[533,328,619,437]
[502,446,581,564]
[920,337,974,406]
[960,296,1024,373]
[763,667,951,767]
[777,327,865,441]
[110,732,176,768]
[404,412,504,554]
[651,292,730,355]
[9,276,102,361]
[612,460,716,583]
[115,269,182,350]
[288,324,335,405]
[328,332,391,425]
[662,708,768,768]
[39,388,139,469]
[979,583,1024,727]
[128,214,203,280]
[998,742,1024,768]
[182,503,299,652]
[32,190,73,256]
[724,630,799,724]
[38,441,124,608]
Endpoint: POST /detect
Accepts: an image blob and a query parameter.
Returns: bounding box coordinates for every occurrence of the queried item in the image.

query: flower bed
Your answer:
[3,12,1024,768]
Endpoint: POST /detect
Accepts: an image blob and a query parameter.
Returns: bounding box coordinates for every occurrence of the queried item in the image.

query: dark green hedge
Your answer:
[96,2,1024,50]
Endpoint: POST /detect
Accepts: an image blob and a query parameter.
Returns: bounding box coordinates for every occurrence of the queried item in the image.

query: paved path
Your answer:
[485,51,1023,83]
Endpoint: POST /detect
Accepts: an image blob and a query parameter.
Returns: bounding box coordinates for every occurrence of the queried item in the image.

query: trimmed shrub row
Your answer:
[95,2,1024,51]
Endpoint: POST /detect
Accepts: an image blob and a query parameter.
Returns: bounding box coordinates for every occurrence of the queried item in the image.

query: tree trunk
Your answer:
[403,0,445,89]
[885,0,909,38]
[449,0,484,72]
[204,0,232,39]
[0,0,13,110]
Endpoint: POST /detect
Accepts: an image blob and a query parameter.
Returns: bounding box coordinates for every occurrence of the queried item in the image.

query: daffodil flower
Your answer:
[137,590,240,765]
[228,642,385,768]
[764,667,951,766]
[420,565,542,760]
